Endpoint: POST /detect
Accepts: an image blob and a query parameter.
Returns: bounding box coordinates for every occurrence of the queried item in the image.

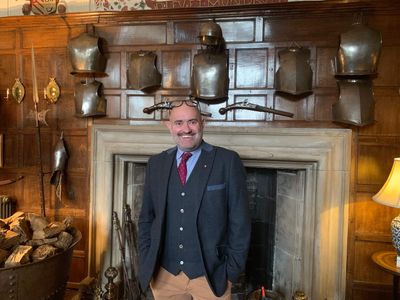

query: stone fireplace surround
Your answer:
[89,124,351,300]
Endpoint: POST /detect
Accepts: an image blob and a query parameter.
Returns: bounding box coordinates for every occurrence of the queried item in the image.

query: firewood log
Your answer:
[26,237,58,247]
[4,245,33,267]
[54,231,73,250]
[43,221,66,238]
[32,244,58,262]
[0,230,4,244]
[0,230,21,250]
[0,248,9,264]
[3,211,25,225]
[32,229,46,240]
[9,217,32,243]
[27,213,49,231]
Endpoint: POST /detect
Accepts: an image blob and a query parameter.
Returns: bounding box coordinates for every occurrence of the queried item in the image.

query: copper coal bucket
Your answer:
[0,230,81,299]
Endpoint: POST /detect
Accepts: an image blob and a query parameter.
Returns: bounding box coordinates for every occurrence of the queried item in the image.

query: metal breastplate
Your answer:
[334,23,382,76]
[74,80,107,117]
[332,79,375,126]
[275,47,313,95]
[191,50,228,103]
[127,51,162,91]
[68,32,107,76]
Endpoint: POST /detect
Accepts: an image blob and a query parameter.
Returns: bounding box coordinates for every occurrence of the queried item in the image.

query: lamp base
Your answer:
[396,255,400,268]
[391,214,400,265]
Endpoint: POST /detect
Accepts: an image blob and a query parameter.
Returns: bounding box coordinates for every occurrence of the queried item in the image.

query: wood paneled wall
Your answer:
[0,1,400,298]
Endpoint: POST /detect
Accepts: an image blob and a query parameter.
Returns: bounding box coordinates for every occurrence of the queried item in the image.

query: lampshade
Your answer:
[372,158,400,208]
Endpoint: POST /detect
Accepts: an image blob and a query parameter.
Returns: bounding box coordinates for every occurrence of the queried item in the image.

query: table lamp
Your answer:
[372,157,400,266]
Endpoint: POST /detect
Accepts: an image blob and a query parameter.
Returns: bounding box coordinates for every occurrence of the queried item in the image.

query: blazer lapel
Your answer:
[192,143,216,213]
[156,147,176,215]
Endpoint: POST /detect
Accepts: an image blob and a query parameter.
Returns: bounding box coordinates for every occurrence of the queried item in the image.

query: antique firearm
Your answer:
[219,101,294,118]
[143,101,212,117]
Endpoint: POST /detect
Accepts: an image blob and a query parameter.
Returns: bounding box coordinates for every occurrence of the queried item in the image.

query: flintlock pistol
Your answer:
[219,100,294,118]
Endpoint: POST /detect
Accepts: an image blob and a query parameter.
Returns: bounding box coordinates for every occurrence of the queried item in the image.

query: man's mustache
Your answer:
[178,132,195,136]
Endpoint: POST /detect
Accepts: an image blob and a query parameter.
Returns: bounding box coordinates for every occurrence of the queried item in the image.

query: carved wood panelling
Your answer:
[355,193,397,235]
[161,50,192,88]
[0,2,399,297]
[0,31,16,50]
[96,24,168,45]
[236,48,268,88]
[100,52,122,88]
[127,95,156,119]
[0,55,16,88]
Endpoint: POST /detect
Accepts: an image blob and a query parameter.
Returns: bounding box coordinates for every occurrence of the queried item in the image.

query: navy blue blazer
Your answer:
[137,141,251,297]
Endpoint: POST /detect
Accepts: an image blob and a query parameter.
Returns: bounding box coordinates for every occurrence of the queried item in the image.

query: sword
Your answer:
[219,100,294,118]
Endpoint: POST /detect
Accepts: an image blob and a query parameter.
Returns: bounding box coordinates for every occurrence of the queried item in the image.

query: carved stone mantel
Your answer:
[89,124,351,300]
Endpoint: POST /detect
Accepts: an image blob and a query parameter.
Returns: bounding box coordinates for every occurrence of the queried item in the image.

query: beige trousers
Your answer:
[150,267,231,300]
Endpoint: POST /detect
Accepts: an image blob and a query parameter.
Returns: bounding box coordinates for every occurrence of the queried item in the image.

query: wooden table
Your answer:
[372,250,400,300]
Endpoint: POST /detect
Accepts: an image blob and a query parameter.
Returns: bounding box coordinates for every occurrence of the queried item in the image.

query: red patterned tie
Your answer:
[177,152,192,185]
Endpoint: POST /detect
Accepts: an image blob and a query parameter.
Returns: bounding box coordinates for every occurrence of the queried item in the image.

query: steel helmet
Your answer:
[198,21,223,46]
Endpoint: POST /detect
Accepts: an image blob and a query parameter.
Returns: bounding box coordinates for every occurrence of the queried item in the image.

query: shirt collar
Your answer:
[176,141,203,159]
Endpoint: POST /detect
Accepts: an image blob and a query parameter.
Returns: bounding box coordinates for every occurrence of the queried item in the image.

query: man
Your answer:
[138,100,251,299]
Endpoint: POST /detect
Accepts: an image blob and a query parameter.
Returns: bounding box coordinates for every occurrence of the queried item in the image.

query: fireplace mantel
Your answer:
[89,124,351,299]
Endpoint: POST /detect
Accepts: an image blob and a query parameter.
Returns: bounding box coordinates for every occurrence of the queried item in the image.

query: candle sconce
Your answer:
[2,88,9,102]
[11,78,25,103]
[44,77,60,104]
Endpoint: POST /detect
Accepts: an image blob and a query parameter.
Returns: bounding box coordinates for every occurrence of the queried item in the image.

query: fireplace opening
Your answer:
[244,167,277,295]
[113,155,308,299]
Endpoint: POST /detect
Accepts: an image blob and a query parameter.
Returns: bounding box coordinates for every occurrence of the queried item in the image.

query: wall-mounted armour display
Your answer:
[74,79,107,117]
[333,22,382,76]
[332,20,382,126]
[275,46,313,95]
[191,50,229,102]
[332,79,375,126]
[191,20,229,103]
[127,51,162,92]
[68,32,107,76]
[68,32,108,117]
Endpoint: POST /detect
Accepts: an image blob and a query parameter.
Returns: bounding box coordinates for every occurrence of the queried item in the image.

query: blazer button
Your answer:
[180,261,184,265]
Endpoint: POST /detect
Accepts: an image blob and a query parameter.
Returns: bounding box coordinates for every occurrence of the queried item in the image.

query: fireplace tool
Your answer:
[124,204,138,280]
[219,100,294,118]
[113,211,141,299]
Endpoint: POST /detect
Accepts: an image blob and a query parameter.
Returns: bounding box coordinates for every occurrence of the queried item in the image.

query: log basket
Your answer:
[0,230,81,300]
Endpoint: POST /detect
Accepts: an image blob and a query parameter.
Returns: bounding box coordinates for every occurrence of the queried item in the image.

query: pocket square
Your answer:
[207,183,226,191]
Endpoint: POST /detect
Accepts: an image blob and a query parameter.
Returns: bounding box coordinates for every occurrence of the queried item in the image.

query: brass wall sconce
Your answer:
[11,78,25,103]
[44,78,60,104]
[2,88,9,102]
